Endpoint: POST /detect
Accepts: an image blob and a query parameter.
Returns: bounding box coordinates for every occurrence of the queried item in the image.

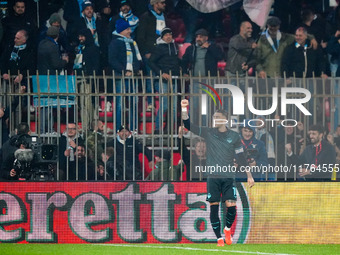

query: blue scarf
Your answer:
[113,32,142,72]
[10,44,27,62]
[119,10,139,33]
[82,13,99,46]
[263,29,281,53]
[149,5,165,36]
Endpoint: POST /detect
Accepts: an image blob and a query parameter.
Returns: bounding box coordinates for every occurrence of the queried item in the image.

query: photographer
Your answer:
[1,133,32,180]
[0,122,30,178]
[236,123,268,181]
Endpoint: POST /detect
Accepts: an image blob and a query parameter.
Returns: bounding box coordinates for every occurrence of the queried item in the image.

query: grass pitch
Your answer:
[1,244,339,255]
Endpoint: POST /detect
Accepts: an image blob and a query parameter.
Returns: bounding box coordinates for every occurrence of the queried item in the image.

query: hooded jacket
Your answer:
[239,121,268,167]
[74,28,100,75]
[149,37,180,76]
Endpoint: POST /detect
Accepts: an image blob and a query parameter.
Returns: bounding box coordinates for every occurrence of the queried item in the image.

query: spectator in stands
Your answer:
[39,13,73,54]
[37,26,69,75]
[58,123,84,180]
[326,133,340,165]
[286,124,336,180]
[256,17,296,78]
[181,28,223,77]
[1,0,37,51]
[73,28,100,75]
[137,0,166,58]
[326,29,340,76]
[282,27,328,78]
[1,29,34,83]
[136,0,167,110]
[300,8,331,46]
[146,149,184,180]
[96,161,111,180]
[181,28,223,124]
[276,122,305,168]
[78,1,101,47]
[93,0,112,70]
[101,146,116,179]
[237,122,268,180]
[108,19,142,131]
[107,125,153,180]
[69,144,96,180]
[178,126,207,181]
[256,16,318,78]
[255,116,276,168]
[86,119,105,162]
[149,27,180,133]
[109,0,139,38]
[226,21,257,77]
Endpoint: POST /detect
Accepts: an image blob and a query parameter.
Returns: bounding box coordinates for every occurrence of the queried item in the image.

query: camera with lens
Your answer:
[245,148,258,164]
[12,135,58,180]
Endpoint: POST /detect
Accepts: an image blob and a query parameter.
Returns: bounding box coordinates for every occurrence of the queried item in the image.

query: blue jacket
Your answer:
[108,33,141,75]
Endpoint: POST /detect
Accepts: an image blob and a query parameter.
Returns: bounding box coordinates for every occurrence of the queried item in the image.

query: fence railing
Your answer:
[0,73,339,181]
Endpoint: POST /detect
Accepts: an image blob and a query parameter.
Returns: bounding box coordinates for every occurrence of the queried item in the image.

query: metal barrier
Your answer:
[0,73,339,181]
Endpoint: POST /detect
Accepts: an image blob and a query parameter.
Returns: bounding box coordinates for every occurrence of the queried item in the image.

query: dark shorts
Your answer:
[206,177,237,203]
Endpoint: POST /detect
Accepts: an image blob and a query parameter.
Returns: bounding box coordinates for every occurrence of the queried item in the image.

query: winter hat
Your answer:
[150,0,165,5]
[116,19,130,33]
[49,13,61,25]
[118,125,130,132]
[155,150,171,161]
[195,28,209,37]
[120,0,130,7]
[82,1,93,11]
[266,16,281,27]
[46,26,59,38]
[160,27,172,38]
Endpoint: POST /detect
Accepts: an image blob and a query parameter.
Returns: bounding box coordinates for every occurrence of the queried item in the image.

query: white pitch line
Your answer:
[94,244,297,255]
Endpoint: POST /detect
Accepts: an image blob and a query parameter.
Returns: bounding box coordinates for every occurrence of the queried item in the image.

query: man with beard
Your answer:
[68,145,95,180]
[226,21,257,77]
[181,28,223,77]
[1,0,37,51]
[286,124,336,180]
[181,28,223,124]
[73,28,100,75]
[109,0,139,38]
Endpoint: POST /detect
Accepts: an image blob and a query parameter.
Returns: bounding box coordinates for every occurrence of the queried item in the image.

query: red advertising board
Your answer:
[0,182,250,244]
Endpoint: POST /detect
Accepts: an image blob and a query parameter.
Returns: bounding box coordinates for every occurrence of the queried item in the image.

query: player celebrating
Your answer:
[181,99,254,246]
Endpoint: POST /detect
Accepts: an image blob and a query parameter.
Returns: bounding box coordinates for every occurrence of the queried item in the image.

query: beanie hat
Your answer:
[266,16,281,27]
[120,0,130,7]
[46,26,59,38]
[150,0,165,5]
[116,19,130,33]
[82,1,93,11]
[160,27,172,38]
[49,13,61,25]
[195,28,209,37]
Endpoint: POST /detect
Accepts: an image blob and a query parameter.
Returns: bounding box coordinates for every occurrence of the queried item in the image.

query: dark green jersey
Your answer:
[183,119,244,178]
